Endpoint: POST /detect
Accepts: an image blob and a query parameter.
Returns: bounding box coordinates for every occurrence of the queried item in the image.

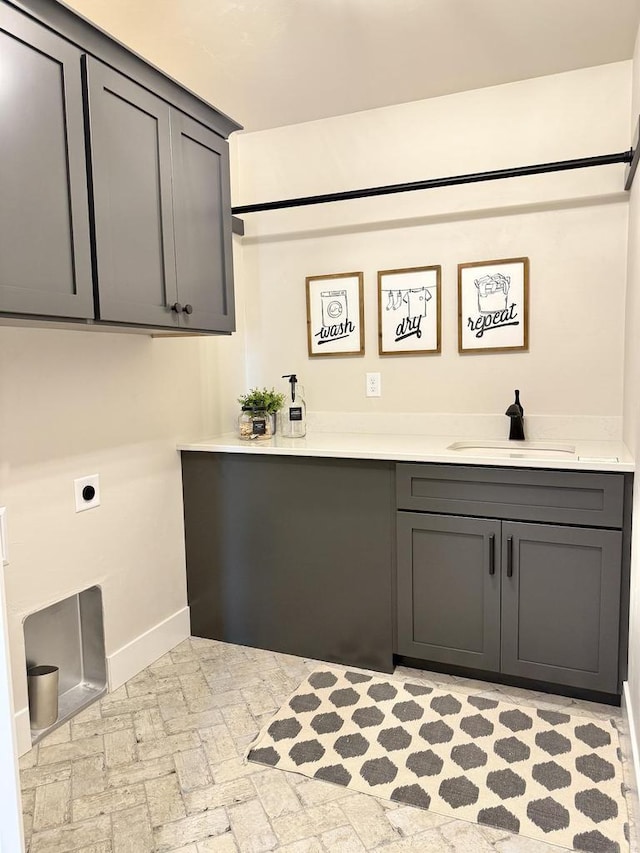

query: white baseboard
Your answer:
[623,681,640,792]
[14,707,31,758]
[107,606,190,692]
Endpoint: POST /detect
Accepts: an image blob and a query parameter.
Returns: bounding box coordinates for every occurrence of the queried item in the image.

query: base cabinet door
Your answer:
[397,512,501,671]
[0,5,93,318]
[500,522,622,693]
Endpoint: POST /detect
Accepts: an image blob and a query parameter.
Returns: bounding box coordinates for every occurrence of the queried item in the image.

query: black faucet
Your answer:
[505,390,525,441]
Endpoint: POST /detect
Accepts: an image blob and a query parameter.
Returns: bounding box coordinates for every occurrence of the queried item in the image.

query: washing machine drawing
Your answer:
[320,290,349,327]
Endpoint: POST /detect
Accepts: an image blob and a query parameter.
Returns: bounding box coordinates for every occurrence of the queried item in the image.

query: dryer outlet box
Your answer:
[74,475,100,513]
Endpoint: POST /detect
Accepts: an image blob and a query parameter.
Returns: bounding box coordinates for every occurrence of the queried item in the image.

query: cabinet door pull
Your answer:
[170,302,183,313]
[183,303,194,315]
[489,534,495,575]
[506,536,514,578]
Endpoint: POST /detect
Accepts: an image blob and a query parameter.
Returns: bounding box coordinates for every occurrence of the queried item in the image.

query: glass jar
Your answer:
[238,406,273,440]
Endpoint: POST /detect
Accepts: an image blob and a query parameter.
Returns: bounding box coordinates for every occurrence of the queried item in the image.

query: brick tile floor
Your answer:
[19,638,640,852]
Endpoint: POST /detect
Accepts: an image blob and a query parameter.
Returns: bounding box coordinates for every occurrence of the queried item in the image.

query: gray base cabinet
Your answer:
[397,513,622,694]
[179,454,630,698]
[181,452,395,673]
[396,464,628,696]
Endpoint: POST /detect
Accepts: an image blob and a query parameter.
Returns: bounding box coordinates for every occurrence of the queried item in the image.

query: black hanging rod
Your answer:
[231,150,634,216]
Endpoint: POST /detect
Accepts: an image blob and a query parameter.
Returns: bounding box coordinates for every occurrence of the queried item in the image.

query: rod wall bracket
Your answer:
[625,118,639,191]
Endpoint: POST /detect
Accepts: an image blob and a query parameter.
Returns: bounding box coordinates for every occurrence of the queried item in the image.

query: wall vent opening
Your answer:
[23,585,107,745]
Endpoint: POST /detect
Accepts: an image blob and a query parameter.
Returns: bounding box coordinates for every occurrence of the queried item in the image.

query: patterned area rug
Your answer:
[247,668,629,853]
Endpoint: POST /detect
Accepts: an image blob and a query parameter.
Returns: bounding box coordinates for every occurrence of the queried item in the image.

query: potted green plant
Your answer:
[237,387,285,439]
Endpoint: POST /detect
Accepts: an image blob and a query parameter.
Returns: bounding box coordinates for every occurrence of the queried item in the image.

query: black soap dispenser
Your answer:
[281,374,306,438]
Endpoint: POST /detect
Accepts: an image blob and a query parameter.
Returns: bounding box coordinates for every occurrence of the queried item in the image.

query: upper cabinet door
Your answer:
[171,112,235,333]
[0,6,93,318]
[84,57,179,328]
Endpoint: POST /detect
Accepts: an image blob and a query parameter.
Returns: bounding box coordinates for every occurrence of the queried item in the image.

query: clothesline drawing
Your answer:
[378,265,441,356]
[382,285,434,318]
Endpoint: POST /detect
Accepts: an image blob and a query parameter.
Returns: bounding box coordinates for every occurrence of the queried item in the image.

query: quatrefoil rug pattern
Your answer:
[247,668,629,852]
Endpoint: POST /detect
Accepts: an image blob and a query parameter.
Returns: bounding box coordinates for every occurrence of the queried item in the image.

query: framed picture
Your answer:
[378,265,441,356]
[458,257,529,354]
[306,271,364,357]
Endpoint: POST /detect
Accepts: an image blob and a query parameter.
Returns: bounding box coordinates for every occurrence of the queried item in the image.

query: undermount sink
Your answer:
[447,440,577,460]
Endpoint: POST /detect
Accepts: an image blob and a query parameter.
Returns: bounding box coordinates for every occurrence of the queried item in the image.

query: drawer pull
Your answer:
[489,534,495,575]
[506,536,514,578]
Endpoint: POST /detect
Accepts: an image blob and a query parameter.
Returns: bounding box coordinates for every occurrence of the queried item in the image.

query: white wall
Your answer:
[625,41,640,456]
[0,327,197,720]
[0,275,245,749]
[234,63,630,434]
[623,21,640,778]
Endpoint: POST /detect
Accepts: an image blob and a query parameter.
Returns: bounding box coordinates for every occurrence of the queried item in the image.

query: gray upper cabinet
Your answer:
[171,112,235,333]
[0,0,239,334]
[85,58,235,332]
[0,5,93,319]
[84,58,180,328]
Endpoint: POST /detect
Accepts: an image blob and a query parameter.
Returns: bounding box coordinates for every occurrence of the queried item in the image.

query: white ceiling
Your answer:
[64,0,640,132]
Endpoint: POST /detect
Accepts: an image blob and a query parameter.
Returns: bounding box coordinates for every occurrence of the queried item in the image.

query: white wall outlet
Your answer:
[0,507,7,566]
[366,372,381,397]
[74,475,100,513]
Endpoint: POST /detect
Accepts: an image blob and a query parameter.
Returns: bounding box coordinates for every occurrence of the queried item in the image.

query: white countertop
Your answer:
[178,432,634,472]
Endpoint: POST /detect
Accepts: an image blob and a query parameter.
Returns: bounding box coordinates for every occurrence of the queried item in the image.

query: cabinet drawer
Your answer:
[396,464,624,528]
